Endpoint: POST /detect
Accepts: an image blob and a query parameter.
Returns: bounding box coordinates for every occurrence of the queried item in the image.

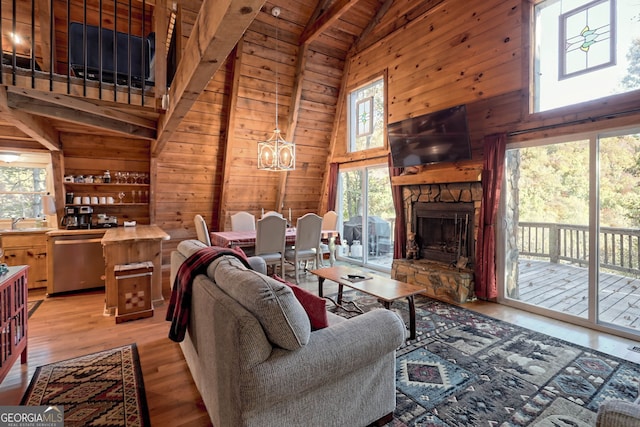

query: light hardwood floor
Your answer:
[1,268,639,426]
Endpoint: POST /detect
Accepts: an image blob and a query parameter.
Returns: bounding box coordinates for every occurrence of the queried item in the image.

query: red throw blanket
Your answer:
[167,245,251,342]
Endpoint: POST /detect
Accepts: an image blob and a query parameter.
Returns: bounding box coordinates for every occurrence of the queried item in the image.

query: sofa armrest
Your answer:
[596,399,640,427]
[245,308,405,403]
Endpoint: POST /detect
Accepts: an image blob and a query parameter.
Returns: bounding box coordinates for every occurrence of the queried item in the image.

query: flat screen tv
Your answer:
[388,104,471,168]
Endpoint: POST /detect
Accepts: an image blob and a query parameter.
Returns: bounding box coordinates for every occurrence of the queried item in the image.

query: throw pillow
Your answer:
[272,275,329,330]
[211,256,311,350]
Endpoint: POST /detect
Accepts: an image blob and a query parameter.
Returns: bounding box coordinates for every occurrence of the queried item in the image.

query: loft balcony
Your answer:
[0,0,170,109]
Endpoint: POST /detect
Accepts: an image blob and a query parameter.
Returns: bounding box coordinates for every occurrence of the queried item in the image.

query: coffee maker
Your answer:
[78,206,93,229]
[61,207,79,229]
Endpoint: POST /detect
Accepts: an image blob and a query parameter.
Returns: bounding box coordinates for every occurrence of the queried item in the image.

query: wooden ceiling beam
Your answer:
[299,0,359,46]
[6,92,156,140]
[6,87,157,131]
[152,0,266,156]
[0,86,60,151]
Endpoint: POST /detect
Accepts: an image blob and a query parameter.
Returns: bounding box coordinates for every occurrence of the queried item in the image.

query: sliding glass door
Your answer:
[500,127,640,337]
[337,164,395,270]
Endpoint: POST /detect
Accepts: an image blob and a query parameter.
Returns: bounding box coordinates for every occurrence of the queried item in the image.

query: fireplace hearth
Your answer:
[390,182,482,304]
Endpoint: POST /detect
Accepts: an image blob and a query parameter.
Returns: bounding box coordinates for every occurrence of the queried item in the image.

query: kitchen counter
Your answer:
[0,227,55,234]
[47,228,107,237]
[101,224,169,244]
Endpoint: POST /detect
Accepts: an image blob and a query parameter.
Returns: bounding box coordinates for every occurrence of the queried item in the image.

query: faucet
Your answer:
[11,217,25,230]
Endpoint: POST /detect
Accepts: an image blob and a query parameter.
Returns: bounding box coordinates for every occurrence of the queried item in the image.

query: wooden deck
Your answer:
[516,259,640,330]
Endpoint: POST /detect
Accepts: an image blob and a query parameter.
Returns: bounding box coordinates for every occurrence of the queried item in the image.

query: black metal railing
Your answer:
[0,0,157,106]
[519,222,640,275]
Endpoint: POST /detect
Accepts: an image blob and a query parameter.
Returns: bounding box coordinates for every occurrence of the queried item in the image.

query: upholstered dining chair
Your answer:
[255,215,287,276]
[231,211,256,231]
[262,210,283,218]
[285,213,323,283]
[319,211,338,265]
[194,214,212,246]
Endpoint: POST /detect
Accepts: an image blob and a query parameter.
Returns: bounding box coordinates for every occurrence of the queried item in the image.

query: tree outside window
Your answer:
[0,165,47,219]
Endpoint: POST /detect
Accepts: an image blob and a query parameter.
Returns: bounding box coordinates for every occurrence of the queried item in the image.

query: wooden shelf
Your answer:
[391,159,483,186]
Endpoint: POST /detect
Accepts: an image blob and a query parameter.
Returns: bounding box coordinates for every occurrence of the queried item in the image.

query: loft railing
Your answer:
[0,0,163,107]
[519,222,640,276]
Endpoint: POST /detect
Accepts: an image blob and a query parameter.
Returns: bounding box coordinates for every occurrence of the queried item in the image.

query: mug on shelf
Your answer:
[73,196,82,204]
[82,196,91,204]
[90,196,99,205]
[99,196,107,204]
[107,196,115,204]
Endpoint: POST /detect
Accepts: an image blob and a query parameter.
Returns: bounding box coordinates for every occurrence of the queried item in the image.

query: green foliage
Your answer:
[516,132,640,228]
[0,166,47,219]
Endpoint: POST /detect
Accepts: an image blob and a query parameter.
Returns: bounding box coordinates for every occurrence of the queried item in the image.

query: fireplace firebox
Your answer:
[413,202,475,267]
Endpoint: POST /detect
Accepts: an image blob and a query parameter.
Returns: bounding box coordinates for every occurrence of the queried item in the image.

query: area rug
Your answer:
[27,299,43,318]
[329,292,640,426]
[20,344,150,427]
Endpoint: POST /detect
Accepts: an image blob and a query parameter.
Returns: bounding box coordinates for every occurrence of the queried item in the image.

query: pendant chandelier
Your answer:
[257,6,295,171]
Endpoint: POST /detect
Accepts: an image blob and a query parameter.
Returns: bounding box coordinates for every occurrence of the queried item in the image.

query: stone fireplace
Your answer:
[391,181,482,304]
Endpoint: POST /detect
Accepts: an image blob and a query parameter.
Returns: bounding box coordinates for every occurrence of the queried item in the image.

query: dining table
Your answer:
[210,229,341,266]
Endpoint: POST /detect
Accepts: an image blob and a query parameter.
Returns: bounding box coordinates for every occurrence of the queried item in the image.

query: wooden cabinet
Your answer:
[0,265,28,384]
[1,233,47,289]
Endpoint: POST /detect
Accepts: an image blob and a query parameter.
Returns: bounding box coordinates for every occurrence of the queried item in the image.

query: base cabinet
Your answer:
[0,266,28,384]
[1,234,47,289]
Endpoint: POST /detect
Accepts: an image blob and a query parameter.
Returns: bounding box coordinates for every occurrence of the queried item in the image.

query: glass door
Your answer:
[338,164,395,270]
[500,127,640,337]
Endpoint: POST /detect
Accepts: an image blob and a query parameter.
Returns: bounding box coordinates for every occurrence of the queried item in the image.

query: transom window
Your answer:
[348,77,385,152]
[533,0,640,112]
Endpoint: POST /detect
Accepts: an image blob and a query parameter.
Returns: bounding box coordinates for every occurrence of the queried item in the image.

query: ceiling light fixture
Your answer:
[257,6,295,171]
[0,153,20,163]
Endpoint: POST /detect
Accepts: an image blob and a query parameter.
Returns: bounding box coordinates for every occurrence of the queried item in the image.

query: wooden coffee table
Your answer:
[310,266,424,340]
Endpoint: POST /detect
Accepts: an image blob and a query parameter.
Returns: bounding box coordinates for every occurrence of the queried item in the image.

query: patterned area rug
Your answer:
[329,293,640,426]
[27,299,43,318]
[20,344,150,427]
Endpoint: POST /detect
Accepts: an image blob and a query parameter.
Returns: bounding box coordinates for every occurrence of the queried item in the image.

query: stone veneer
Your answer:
[391,259,474,304]
[391,182,482,304]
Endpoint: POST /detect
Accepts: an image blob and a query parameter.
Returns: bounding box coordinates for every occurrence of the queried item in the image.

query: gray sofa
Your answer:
[170,240,406,427]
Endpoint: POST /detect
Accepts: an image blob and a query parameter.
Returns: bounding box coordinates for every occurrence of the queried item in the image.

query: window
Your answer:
[533,0,640,112]
[499,126,640,338]
[0,153,52,220]
[348,77,385,152]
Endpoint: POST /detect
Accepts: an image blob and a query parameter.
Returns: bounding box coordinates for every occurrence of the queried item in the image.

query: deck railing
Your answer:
[0,0,163,107]
[519,222,640,275]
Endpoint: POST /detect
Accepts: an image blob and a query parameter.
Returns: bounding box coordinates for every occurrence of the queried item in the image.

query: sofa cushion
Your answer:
[211,256,311,350]
[272,275,329,331]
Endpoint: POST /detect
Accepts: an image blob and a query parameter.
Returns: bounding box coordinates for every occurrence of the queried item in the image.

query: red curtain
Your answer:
[326,162,338,211]
[474,133,506,300]
[388,154,406,259]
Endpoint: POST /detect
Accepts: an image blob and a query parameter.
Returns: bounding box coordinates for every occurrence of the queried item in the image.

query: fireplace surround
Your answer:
[391,182,482,303]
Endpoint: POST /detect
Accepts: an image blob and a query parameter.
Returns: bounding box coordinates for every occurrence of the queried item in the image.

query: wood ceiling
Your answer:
[0,0,442,154]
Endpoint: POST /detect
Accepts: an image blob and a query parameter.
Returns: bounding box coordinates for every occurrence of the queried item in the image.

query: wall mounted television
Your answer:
[388,104,472,168]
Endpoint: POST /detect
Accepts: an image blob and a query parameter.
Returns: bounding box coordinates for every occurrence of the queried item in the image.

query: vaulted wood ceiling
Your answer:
[0,0,442,152]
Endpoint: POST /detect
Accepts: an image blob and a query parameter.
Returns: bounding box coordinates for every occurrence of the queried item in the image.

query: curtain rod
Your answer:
[507,107,640,137]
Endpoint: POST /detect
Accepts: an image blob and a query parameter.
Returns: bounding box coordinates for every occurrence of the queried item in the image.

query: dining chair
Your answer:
[231,211,256,231]
[194,214,212,246]
[285,213,323,283]
[262,210,283,219]
[255,215,287,276]
[319,210,338,265]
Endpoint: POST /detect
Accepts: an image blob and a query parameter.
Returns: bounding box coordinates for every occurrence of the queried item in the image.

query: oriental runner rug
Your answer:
[329,293,640,426]
[20,344,150,427]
